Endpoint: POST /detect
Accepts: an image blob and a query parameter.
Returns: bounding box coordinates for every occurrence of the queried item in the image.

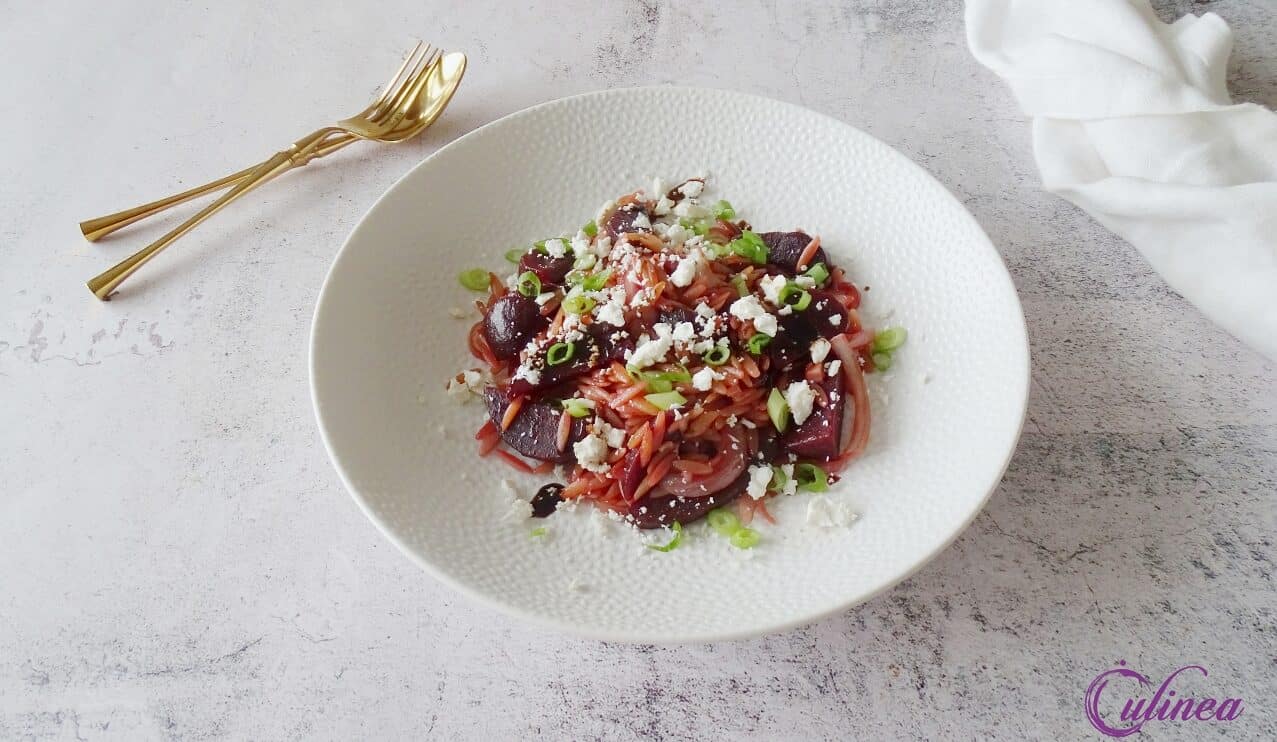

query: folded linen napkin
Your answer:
[966,0,1277,361]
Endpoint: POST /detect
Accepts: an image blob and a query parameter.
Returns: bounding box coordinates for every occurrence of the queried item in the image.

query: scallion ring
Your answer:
[702,344,731,366]
[546,342,576,366]
[767,387,789,432]
[745,333,772,355]
[794,463,829,492]
[582,220,598,238]
[561,399,592,418]
[516,271,541,298]
[872,326,908,353]
[803,262,830,285]
[644,390,687,411]
[730,527,761,549]
[872,351,892,371]
[458,269,489,292]
[562,294,596,315]
[505,248,524,264]
[778,283,812,311]
[647,521,683,552]
[706,508,741,537]
[713,199,736,220]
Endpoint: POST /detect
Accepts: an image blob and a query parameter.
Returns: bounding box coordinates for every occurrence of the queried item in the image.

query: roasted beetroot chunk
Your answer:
[506,325,633,397]
[518,251,574,287]
[627,470,750,529]
[483,295,548,360]
[603,203,652,240]
[781,371,846,460]
[761,231,828,273]
[806,291,848,338]
[484,387,585,464]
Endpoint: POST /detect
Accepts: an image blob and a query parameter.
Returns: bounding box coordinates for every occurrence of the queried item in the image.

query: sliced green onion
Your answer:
[872,326,908,353]
[459,268,489,292]
[580,269,611,291]
[730,527,761,549]
[647,521,683,552]
[546,342,576,366]
[804,262,830,285]
[573,253,597,271]
[562,399,592,418]
[582,220,598,238]
[505,248,524,264]
[730,274,749,297]
[516,271,541,298]
[767,387,789,432]
[794,463,829,492]
[530,527,548,538]
[778,283,812,311]
[713,199,736,220]
[702,344,731,366]
[562,294,596,315]
[643,376,673,393]
[770,465,789,493]
[872,351,892,371]
[728,230,768,264]
[706,508,741,537]
[746,333,772,355]
[644,390,687,411]
[679,217,712,236]
[636,367,690,392]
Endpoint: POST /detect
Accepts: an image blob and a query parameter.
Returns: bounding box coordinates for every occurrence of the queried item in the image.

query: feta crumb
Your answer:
[794,275,816,289]
[653,196,674,216]
[672,321,696,343]
[785,380,816,426]
[534,291,556,306]
[777,305,793,316]
[826,359,842,376]
[513,364,541,386]
[626,324,674,369]
[596,419,626,449]
[779,463,797,496]
[631,211,651,230]
[665,224,692,248]
[669,252,699,287]
[678,179,704,198]
[758,274,788,306]
[673,201,710,219]
[594,290,626,327]
[544,238,567,258]
[691,367,720,391]
[740,418,757,429]
[810,338,832,363]
[806,495,860,528]
[746,464,772,500]
[725,414,738,426]
[570,233,591,254]
[502,498,533,522]
[593,235,613,258]
[573,433,609,473]
[829,314,842,326]
[694,302,717,322]
[448,306,468,319]
[729,295,777,337]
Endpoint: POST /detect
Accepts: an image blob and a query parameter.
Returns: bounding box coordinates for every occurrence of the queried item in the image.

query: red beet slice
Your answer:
[603,203,652,240]
[781,371,846,460]
[506,324,633,397]
[618,450,645,501]
[518,251,574,287]
[806,290,848,338]
[761,231,828,273]
[484,387,585,464]
[627,470,751,529]
[483,295,548,361]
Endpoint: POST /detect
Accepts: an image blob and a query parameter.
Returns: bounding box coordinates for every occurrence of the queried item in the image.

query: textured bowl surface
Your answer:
[310,87,1030,642]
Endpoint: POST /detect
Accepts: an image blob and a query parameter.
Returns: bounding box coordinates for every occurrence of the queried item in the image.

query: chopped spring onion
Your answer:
[872,351,892,371]
[778,283,812,311]
[647,521,683,552]
[546,342,576,366]
[745,333,772,355]
[767,387,789,432]
[730,527,761,549]
[769,465,790,493]
[713,200,736,220]
[706,508,741,537]
[730,274,749,297]
[530,527,548,538]
[516,271,541,298]
[459,269,489,292]
[580,269,611,291]
[644,390,687,411]
[728,230,768,264]
[679,217,712,236]
[804,262,830,285]
[636,367,691,393]
[582,220,598,237]
[794,463,829,492]
[505,248,524,264]
[872,326,908,353]
[561,398,592,418]
[573,252,597,271]
[702,344,731,366]
[562,294,596,315]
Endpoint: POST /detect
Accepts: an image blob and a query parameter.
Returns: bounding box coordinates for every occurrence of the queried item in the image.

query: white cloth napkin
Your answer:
[966,0,1277,361]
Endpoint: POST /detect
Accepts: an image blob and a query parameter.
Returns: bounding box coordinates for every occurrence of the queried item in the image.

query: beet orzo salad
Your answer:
[449,177,906,551]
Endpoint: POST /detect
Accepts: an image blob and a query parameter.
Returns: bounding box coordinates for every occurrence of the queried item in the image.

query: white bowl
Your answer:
[310,87,1029,642]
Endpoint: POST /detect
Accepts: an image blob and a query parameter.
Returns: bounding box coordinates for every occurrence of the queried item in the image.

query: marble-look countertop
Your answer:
[2,1,1274,739]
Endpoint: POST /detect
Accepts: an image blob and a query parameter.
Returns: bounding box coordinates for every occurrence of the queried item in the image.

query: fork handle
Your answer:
[80,133,359,242]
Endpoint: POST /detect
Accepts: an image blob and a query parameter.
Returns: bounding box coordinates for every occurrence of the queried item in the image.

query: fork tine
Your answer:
[374,41,428,109]
[369,45,432,123]
[375,47,441,127]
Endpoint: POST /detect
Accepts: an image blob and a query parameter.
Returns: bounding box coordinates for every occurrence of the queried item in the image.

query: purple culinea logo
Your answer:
[1084,661,1244,737]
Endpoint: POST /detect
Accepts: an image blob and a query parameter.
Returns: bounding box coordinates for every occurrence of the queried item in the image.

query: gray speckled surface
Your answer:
[2,1,1274,739]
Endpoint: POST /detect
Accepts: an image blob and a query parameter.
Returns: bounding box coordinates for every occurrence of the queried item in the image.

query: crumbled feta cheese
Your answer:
[448,306,468,319]
[691,367,720,391]
[669,252,698,287]
[740,418,757,429]
[665,224,692,248]
[678,179,704,198]
[794,275,816,289]
[673,201,710,219]
[626,324,674,369]
[594,289,626,327]
[779,463,797,496]
[502,498,533,522]
[513,364,541,386]
[694,302,717,322]
[725,414,738,426]
[534,291,556,306]
[746,464,773,500]
[544,238,567,258]
[570,233,591,255]
[631,211,651,230]
[672,321,696,343]
[653,196,674,216]
[593,235,613,259]
[806,495,860,528]
[758,274,788,306]
[829,314,842,326]
[810,338,832,363]
[729,295,777,337]
[573,433,609,473]
[446,369,485,402]
[595,419,626,449]
[785,380,816,426]
[690,338,716,354]
[826,360,842,377]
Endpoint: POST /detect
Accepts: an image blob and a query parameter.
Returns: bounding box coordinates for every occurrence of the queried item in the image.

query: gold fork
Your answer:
[87,43,464,299]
